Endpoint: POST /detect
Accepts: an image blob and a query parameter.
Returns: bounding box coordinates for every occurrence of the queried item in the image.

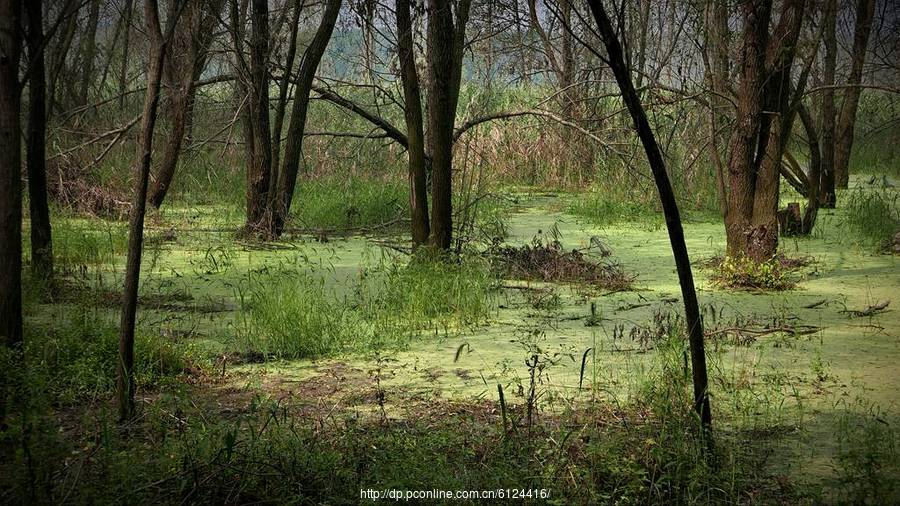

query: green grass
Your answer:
[840,188,899,251]
[289,176,408,230]
[233,254,497,360]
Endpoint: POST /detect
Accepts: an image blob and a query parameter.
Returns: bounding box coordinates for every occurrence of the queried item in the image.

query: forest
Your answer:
[0,0,898,503]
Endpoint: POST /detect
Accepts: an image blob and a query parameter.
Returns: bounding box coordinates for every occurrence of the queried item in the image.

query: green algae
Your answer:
[21,174,900,493]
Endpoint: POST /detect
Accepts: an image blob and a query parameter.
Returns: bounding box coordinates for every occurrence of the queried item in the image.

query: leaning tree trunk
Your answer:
[148,0,225,208]
[396,0,430,248]
[586,0,711,430]
[0,0,23,351]
[834,0,876,189]
[25,0,53,282]
[819,0,837,208]
[271,0,342,237]
[117,0,176,422]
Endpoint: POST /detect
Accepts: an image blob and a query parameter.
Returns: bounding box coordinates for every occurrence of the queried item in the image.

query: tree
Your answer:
[117,0,182,421]
[585,0,711,430]
[834,0,876,188]
[723,0,806,262]
[270,0,342,237]
[426,0,471,250]
[25,0,54,281]
[396,0,430,248]
[0,0,23,349]
[148,0,226,209]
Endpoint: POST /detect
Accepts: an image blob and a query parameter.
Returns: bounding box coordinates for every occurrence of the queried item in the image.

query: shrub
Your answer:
[708,255,795,290]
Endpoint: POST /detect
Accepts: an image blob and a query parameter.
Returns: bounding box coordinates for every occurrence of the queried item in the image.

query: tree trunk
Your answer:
[117,0,176,422]
[119,0,135,111]
[834,0,876,188]
[396,0,430,248]
[724,0,771,260]
[78,0,101,109]
[0,0,23,350]
[25,0,53,282]
[271,0,342,236]
[797,104,821,234]
[586,0,711,430]
[819,0,837,208]
[245,0,273,232]
[724,0,805,262]
[149,0,225,208]
[426,0,458,250]
[271,0,302,178]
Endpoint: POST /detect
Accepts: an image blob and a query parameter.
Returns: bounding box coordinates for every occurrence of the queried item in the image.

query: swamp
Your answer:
[1,0,899,503]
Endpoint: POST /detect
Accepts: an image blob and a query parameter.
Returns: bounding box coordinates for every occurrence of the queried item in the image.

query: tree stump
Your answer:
[777,203,802,236]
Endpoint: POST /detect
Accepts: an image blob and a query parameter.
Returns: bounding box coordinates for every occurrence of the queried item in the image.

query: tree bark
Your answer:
[797,104,821,234]
[271,0,342,236]
[25,0,53,282]
[834,0,876,188]
[0,0,23,350]
[117,0,178,422]
[396,0,430,248]
[819,0,837,207]
[586,0,711,430]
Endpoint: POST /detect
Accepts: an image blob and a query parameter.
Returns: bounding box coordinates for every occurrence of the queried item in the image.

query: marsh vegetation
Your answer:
[1,0,899,504]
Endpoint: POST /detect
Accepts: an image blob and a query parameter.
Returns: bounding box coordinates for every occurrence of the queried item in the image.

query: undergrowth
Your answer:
[840,188,899,252]
[233,254,497,360]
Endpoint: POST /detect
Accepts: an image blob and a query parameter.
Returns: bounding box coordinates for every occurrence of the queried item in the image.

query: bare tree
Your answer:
[585,0,711,430]
[117,0,182,421]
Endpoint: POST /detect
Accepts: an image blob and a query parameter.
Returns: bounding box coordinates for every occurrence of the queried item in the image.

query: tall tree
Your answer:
[723,0,806,262]
[585,0,711,430]
[0,0,23,350]
[396,0,430,248]
[117,0,181,421]
[25,0,54,281]
[834,0,876,188]
[426,0,471,250]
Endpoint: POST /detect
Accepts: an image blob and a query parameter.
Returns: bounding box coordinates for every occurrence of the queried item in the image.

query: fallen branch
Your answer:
[841,300,891,318]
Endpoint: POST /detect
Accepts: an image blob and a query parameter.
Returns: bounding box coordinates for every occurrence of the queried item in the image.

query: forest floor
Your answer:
[14,174,900,503]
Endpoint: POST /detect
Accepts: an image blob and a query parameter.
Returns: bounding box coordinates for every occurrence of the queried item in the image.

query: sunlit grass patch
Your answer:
[289,176,408,230]
[233,255,498,360]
